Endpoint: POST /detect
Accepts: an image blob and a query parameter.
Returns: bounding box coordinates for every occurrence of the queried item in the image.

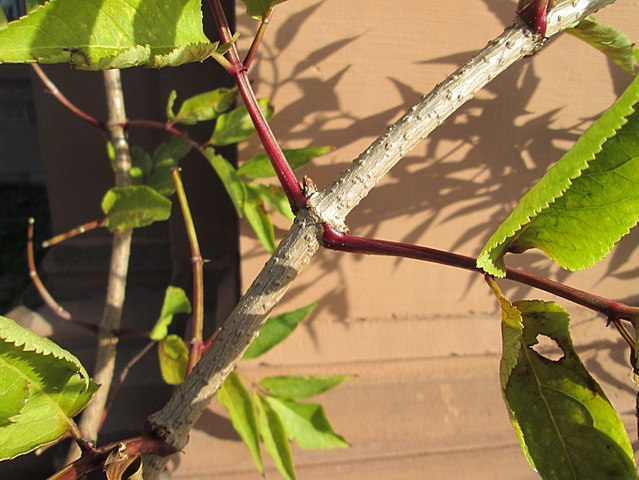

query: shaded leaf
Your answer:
[265,396,349,450]
[478,75,639,276]
[150,286,191,341]
[209,98,273,146]
[260,375,350,399]
[245,184,276,253]
[241,0,289,20]
[255,393,295,480]
[243,303,318,359]
[218,372,263,473]
[104,450,142,480]
[157,334,188,385]
[101,186,172,231]
[0,0,220,70]
[568,17,637,74]
[152,135,192,164]
[130,146,153,184]
[238,146,332,179]
[0,315,97,460]
[204,147,246,217]
[496,299,635,479]
[250,183,295,221]
[166,90,178,121]
[173,87,238,125]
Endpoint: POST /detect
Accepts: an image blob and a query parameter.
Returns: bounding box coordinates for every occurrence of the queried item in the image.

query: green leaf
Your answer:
[0,8,7,29]
[249,183,295,222]
[166,90,178,121]
[245,184,276,253]
[241,0,289,20]
[265,396,349,450]
[150,286,191,341]
[204,147,246,217]
[218,373,263,473]
[147,158,177,197]
[130,146,153,182]
[255,393,296,480]
[0,0,220,70]
[243,302,318,359]
[497,299,635,479]
[0,315,97,460]
[157,334,188,385]
[260,375,350,399]
[209,98,273,146]
[238,146,332,179]
[477,75,639,276]
[101,186,172,231]
[173,88,238,125]
[568,17,637,74]
[152,136,192,165]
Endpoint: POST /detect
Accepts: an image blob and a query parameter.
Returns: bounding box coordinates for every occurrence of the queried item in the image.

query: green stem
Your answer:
[243,7,274,70]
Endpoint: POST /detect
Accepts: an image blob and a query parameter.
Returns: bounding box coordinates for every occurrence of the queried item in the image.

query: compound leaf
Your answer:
[102,186,172,231]
[218,373,263,473]
[243,302,318,359]
[244,184,276,253]
[238,146,332,179]
[150,286,191,341]
[265,396,348,450]
[496,299,635,479]
[209,98,273,146]
[0,315,97,460]
[478,75,639,276]
[259,375,350,399]
[0,0,219,70]
[255,393,295,480]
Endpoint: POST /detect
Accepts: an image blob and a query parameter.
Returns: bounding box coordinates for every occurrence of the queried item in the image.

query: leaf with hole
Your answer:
[101,186,172,231]
[209,98,273,146]
[218,373,263,473]
[0,315,98,460]
[260,375,350,399]
[172,88,238,125]
[568,17,637,74]
[0,0,220,69]
[478,75,639,276]
[157,334,188,385]
[264,396,349,450]
[238,146,332,179]
[245,184,276,253]
[243,303,318,359]
[496,298,635,479]
[150,286,191,341]
[255,393,295,480]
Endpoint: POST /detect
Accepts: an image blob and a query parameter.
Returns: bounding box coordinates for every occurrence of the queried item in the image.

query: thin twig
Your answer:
[243,7,274,70]
[171,168,205,375]
[31,64,104,129]
[42,218,107,248]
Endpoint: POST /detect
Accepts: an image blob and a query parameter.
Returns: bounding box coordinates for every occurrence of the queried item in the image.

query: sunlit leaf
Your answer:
[478,75,639,276]
[249,183,295,221]
[240,0,290,20]
[245,184,276,253]
[0,0,220,70]
[150,287,191,341]
[218,373,263,473]
[0,315,97,460]
[173,88,238,125]
[209,98,273,146]
[204,147,246,217]
[496,298,635,479]
[238,146,332,179]
[243,303,318,359]
[101,186,172,231]
[265,396,349,450]
[157,334,188,385]
[259,375,350,399]
[255,393,295,480]
[568,17,637,74]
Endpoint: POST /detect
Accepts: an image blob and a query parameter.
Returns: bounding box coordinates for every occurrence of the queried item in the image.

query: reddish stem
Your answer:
[516,0,550,36]
[243,8,274,70]
[207,0,306,212]
[321,224,639,324]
